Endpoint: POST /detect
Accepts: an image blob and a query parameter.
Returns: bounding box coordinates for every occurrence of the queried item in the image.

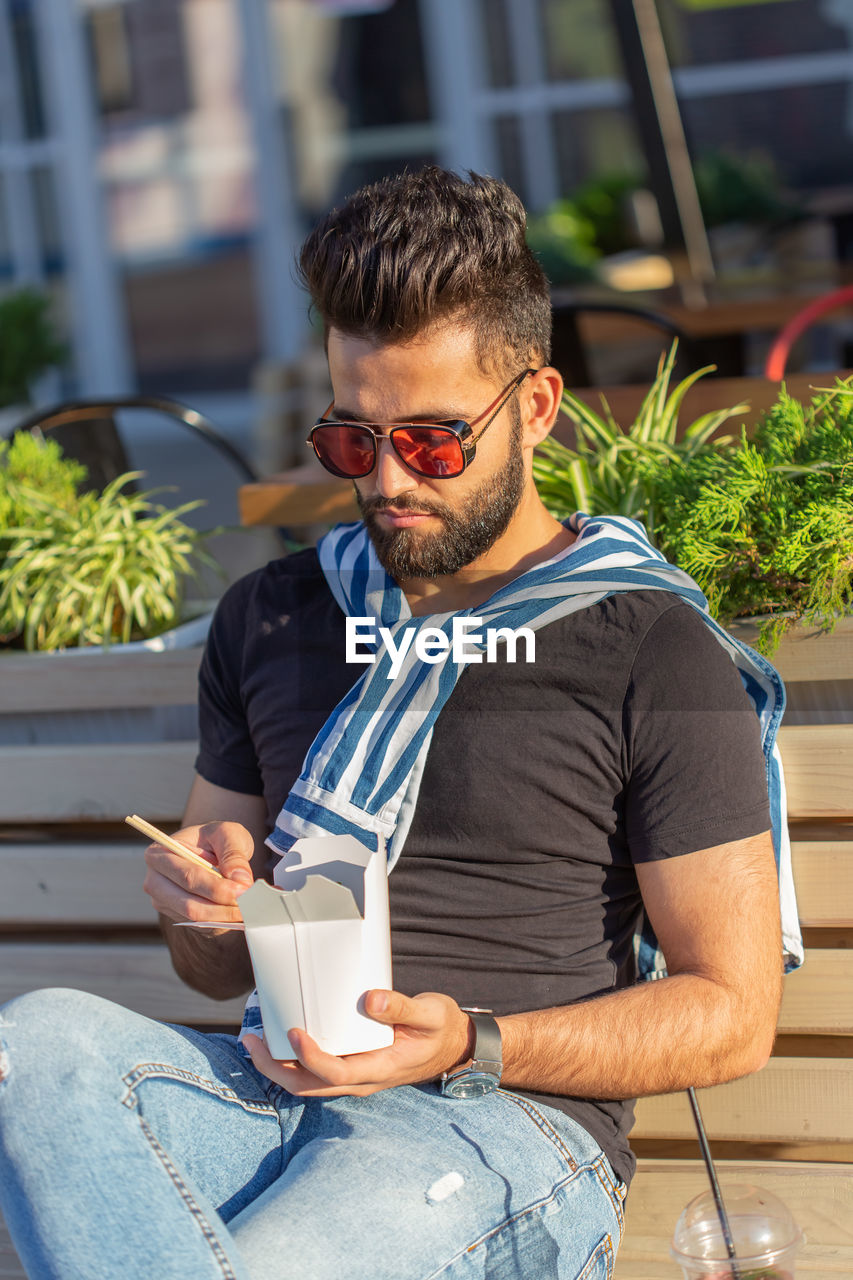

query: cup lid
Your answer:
[671,1183,802,1269]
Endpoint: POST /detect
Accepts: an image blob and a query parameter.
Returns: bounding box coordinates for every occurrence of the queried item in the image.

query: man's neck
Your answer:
[402,508,575,617]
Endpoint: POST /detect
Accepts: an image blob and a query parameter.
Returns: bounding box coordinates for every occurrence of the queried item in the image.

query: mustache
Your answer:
[358,494,448,519]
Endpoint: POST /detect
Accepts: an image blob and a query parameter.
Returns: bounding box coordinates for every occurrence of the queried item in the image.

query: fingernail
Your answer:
[371,992,388,1013]
[231,870,254,886]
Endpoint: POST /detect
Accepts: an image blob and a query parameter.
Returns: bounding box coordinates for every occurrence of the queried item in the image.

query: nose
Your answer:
[370,436,420,499]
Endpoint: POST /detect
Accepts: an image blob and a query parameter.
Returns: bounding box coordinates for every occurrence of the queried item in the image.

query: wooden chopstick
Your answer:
[125,813,225,879]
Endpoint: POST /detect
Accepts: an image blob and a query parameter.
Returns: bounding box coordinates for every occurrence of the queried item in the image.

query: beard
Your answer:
[356,417,526,580]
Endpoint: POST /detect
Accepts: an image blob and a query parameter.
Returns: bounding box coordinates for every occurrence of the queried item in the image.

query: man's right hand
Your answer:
[143,820,255,931]
[150,777,269,998]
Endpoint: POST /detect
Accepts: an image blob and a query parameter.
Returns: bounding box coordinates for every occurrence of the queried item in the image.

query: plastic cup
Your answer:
[671,1184,802,1279]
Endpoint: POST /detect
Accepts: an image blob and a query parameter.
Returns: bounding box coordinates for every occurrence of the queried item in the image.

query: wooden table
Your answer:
[554,287,849,381]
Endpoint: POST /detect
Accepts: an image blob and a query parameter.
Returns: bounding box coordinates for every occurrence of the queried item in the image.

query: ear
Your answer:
[520,366,564,450]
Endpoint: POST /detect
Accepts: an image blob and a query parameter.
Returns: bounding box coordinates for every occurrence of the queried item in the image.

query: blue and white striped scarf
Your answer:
[240,512,801,1045]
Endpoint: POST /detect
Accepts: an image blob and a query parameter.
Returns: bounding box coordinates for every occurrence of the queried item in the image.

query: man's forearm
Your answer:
[497,968,780,1099]
[160,915,255,1000]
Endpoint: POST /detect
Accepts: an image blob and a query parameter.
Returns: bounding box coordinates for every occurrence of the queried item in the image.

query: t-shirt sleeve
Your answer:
[194,581,265,796]
[623,602,771,861]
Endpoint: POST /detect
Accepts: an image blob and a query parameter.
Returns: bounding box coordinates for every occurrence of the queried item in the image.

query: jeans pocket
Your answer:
[496,1089,580,1171]
[577,1233,616,1280]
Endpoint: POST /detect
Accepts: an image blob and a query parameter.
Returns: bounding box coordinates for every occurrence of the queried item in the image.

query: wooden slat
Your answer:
[777,950,853,1036]
[616,1159,853,1280]
[0,941,246,1025]
[632,1059,853,1144]
[0,843,155,926]
[792,841,853,927]
[777,725,853,819]
[0,648,200,713]
[0,742,196,823]
[238,466,358,527]
[727,615,853,685]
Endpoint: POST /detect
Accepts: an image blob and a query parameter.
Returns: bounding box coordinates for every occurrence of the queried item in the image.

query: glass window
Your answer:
[9,0,46,139]
[88,0,190,120]
[269,0,434,220]
[332,0,429,129]
[31,166,62,275]
[0,177,10,281]
[479,0,513,88]
[493,115,526,203]
[552,106,644,193]
[538,0,623,81]
[681,82,852,189]
[658,0,843,68]
[90,0,260,392]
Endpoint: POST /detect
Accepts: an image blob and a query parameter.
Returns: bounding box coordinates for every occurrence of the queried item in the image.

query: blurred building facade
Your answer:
[0,0,851,420]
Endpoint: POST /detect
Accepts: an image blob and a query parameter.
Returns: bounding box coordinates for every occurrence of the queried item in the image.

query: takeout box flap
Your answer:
[238,875,362,927]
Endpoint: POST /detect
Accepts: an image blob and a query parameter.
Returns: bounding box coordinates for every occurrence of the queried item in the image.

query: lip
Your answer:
[375,508,437,528]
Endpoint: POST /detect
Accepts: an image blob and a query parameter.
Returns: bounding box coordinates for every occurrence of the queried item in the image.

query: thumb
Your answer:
[363,989,420,1026]
[200,821,255,886]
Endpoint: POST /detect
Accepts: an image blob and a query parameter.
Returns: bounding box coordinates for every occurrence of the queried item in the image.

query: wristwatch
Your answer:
[440,1008,503,1099]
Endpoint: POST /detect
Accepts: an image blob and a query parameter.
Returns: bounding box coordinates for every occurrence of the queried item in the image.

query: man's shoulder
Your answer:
[216,546,327,613]
[544,587,702,649]
[210,546,340,648]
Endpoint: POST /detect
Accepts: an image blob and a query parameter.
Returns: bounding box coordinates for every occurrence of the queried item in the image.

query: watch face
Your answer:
[445,1071,499,1100]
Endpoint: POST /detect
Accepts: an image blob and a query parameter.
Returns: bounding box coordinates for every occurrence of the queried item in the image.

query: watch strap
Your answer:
[465,1011,502,1075]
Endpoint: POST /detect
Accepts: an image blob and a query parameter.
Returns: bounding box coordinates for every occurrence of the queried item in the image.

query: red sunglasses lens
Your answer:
[312,425,375,477]
[393,427,464,477]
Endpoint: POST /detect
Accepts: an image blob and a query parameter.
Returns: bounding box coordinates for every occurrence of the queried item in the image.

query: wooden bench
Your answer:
[615,619,853,1278]
[0,647,249,1276]
[1,623,851,1276]
[0,648,247,1028]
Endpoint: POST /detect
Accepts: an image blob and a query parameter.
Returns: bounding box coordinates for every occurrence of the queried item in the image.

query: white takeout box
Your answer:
[238,833,393,1059]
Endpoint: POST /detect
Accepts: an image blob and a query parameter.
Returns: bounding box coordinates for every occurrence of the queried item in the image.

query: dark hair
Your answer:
[298,166,551,374]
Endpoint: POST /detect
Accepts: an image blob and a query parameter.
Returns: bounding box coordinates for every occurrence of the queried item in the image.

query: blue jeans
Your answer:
[0,989,625,1280]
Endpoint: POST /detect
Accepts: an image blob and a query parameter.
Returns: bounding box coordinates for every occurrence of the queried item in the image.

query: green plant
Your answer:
[652,382,853,652]
[693,149,803,230]
[0,440,220,650]
[533,351,853,653]
[0,432,86,541]
[526,201,601,285]
[0,289,66,407]
[532,344,747,526]
[571,171,645,256]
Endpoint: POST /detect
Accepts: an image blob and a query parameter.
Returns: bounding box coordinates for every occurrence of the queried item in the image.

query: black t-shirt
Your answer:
[195,547,771,1185]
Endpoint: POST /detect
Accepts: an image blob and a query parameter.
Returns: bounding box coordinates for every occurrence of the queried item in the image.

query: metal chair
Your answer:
[5,394,260,494]
[551,299,702,386]
[764,283,853,380]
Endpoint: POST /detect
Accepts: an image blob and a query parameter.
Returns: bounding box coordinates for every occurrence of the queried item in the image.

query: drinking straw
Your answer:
[687,1086,741,1279]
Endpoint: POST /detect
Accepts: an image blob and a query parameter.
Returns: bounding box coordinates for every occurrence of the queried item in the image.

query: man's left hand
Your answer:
[242,990,474,1096]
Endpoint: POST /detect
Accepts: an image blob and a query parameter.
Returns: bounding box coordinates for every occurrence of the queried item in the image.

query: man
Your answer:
[0,168,784,1280]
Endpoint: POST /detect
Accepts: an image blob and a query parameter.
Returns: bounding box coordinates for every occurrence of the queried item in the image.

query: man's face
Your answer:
[326,325,529,581]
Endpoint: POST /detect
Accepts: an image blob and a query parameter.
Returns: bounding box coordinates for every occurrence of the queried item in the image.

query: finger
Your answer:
[242,1034,298,1072]
[285,1029,369,1086]
[144,847,245,907]
[197,821,256,887]
[244,1036,386,1097]
[363,989,440,1029]
[143,864,244,923]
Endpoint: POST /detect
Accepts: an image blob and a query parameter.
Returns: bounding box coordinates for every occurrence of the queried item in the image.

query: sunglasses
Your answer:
[306,369,534,480]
